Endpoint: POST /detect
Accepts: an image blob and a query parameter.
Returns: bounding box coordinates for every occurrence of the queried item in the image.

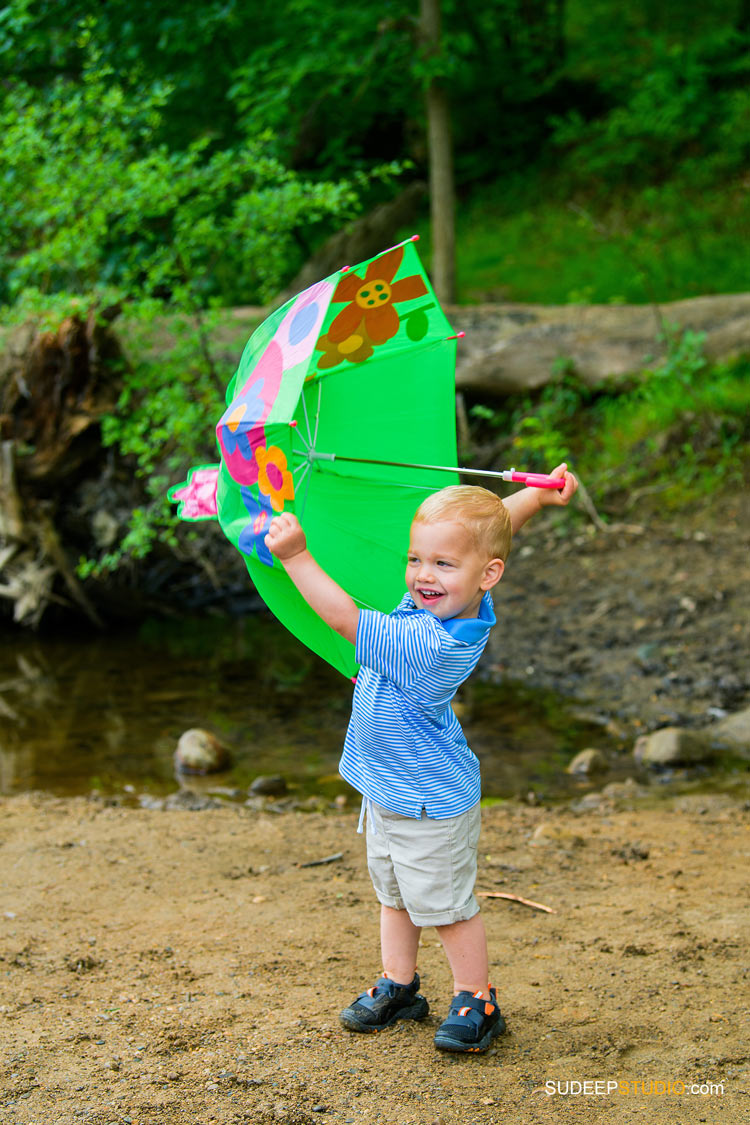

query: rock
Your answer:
[599,778,648,802]
[249,774,288,797]
[174,729,230,775]
[633,727,713,767]
[529,822,585,847]
[91,509,119,549]
[711,707,750,758]
[163,789,223,811]
[138,795,165,810]
[566,748,608,775]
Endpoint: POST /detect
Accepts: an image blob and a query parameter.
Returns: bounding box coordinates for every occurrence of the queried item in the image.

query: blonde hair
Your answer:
[413,485,512,562]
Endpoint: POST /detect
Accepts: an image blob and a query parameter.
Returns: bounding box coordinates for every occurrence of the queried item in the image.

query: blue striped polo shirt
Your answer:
[338,591,497,819]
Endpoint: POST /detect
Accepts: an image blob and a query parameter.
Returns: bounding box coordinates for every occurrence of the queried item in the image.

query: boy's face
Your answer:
[405,519,504,620]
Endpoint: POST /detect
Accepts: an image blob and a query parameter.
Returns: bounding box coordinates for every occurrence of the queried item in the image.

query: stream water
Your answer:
[0,613,712,805]
[1,612,629,805]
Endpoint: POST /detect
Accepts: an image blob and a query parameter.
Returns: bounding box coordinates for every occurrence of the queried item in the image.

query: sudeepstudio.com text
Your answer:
[544,1079,724,1097]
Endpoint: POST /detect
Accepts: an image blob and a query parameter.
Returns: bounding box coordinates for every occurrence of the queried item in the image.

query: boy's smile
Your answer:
[405,520,504,621]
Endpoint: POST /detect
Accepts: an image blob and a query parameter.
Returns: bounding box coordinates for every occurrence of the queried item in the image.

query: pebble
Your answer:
[250,775,288,796]
[566,748,608,775]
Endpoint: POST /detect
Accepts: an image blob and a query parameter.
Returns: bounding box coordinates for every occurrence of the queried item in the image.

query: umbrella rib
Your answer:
[312,380,322,450]
[292,452,316,518]
[292,424,311,451]
[301,385,314,448]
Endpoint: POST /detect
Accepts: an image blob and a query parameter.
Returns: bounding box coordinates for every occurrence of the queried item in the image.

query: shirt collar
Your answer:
[397,590,496,643]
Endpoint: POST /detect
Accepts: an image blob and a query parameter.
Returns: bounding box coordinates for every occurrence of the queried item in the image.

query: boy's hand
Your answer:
[537,462,578,508]
[265,511,307,561]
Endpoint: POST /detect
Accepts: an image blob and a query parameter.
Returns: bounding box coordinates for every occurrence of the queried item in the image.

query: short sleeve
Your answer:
[355,609,443,689]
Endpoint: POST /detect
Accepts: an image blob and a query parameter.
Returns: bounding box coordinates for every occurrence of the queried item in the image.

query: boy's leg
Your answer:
[436,910,490,996]
[339,906,427,1033]
[434,911,506,1053]
[381,904,421,984]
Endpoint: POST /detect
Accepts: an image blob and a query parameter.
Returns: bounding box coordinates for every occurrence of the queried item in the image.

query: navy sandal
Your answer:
[433,987,506,1053]
[339,972,429,1033]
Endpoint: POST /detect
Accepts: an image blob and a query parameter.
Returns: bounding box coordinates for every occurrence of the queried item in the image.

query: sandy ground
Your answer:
[1,789,747,1125]
[1,491,749,1125]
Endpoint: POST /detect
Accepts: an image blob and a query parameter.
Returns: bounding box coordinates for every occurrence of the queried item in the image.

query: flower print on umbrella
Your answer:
[315,322,376,370]
[217,340,283,486]
[238,488,274,567]
[317,246,428,367]
[256,445,294,512]
[219,380,265,456]
[168,465,219,521]
[275,280,334,370]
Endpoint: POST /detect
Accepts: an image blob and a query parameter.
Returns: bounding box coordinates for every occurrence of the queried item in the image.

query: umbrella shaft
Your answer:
[309,451,508,481]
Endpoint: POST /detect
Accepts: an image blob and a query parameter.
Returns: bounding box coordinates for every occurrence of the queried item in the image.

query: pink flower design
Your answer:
[169,466,219,520]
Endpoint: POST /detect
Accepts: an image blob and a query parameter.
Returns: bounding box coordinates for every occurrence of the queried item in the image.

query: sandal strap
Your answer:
[442,990,498,1029]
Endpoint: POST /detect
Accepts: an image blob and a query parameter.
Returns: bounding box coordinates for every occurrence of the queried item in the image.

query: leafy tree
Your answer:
[0,23,384,576]
[551,27,750,187]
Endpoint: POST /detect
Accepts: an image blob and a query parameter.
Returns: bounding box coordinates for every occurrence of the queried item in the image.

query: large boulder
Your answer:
[633,726,713,767]
[711,707,750,759]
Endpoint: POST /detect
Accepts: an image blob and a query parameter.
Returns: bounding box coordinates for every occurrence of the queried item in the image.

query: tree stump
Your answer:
[0,307,123,627]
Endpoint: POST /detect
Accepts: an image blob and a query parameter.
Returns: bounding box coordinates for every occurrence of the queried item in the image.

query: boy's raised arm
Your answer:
[265,512,360,645]
[502,462,578,535]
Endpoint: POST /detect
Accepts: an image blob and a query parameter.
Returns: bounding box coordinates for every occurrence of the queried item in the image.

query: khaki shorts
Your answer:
[365,801,481,927]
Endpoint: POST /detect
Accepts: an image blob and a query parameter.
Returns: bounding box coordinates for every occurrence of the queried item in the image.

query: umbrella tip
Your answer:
[445,331,466,342]
[411,234,420,242]
[289,420,298,428]
[340,265,351,273]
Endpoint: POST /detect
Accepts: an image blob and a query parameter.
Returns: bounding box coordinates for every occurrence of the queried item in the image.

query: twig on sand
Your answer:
[476,890,557,914]
[297,852,344,869]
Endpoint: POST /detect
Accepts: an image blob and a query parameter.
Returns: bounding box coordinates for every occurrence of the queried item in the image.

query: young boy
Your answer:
[265,463,577,1053]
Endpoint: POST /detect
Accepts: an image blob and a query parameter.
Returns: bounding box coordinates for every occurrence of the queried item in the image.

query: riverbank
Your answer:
[0,790,747,1125]
[494,484,750,735]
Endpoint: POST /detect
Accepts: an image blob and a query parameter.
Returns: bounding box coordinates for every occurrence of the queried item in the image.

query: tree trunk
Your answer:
[419,0,456,306]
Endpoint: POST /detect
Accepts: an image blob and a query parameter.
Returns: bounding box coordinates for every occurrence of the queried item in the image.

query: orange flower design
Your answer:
[315,323,376,370]
[323,246,428,352]
[255,445,295,512]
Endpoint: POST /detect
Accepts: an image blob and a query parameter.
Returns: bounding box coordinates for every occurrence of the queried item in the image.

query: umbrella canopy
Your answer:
[171,238,460,677]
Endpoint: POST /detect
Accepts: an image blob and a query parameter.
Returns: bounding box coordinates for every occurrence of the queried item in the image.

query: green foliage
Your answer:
[551,29,750,187]
[0,24,383,577]
[588,330,750,503]
[0,0,573,189]
[470,369,595,474]
[0,33,366,308]
[469,330,750,515]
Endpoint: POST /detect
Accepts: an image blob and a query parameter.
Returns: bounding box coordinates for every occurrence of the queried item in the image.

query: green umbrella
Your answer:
[170,237,460,677]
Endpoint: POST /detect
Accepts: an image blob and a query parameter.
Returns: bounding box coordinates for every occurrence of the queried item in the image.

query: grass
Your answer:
[401,171,750,306]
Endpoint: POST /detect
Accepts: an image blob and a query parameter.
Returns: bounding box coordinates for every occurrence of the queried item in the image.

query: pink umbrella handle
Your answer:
[507,471,566,490]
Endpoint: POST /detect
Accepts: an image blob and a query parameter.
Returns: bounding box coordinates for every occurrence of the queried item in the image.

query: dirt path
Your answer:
[1,790,747,1125]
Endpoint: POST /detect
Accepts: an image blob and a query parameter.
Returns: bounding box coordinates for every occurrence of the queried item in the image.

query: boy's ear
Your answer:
[481,558,505,590]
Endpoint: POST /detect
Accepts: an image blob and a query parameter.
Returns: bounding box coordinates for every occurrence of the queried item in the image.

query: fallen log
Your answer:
[449,293,750,396]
